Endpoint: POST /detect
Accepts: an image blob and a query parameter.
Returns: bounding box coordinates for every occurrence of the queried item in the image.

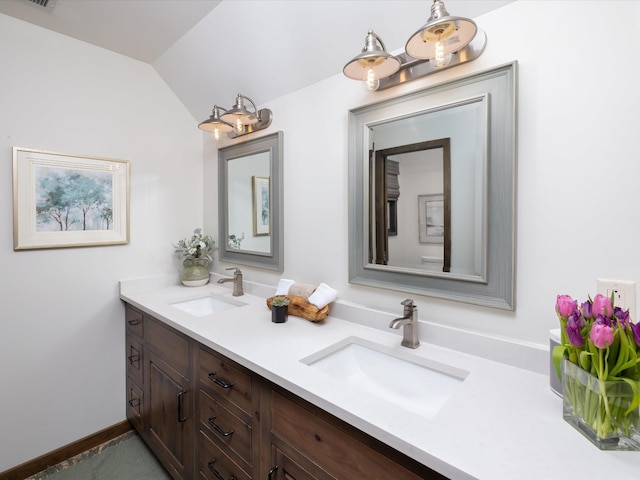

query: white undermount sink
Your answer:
[301,337,468,419]
[170,294,247,317]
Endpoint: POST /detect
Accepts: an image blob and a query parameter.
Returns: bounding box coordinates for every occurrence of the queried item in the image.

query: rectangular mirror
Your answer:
[349,62,516,310]
[218,131,284,271]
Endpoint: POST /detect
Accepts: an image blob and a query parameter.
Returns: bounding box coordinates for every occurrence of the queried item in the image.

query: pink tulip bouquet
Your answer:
[553,293,640,447]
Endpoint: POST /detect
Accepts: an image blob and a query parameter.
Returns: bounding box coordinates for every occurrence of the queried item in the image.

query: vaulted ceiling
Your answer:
[0,0,513,123]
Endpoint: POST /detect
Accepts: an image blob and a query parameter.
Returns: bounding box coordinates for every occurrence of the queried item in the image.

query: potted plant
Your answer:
[271,296,290,323]
[173,228,216,286]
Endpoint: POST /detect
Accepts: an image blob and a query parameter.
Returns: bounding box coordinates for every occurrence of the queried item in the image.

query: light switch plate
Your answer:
[596,279,636,320]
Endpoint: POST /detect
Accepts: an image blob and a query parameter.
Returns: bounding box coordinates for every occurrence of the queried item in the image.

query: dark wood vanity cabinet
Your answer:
[124,305,194,479]
[124,303,448,480]
[125,307,144,433]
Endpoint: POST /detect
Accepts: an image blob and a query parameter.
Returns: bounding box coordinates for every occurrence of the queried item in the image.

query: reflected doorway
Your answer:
[370,138,451,273]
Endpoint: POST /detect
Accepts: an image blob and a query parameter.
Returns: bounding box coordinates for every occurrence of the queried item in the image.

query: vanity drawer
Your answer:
[199,347,252,415]
[145,316,189,373]
[199,389,252,469]
[126,378,144,431]
[198,430,250,480]
[271,391,427,480]
[125,305,144,338]
[126,334,143,385]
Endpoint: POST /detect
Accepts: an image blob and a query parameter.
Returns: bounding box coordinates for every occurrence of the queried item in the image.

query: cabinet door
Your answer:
[146,349,193,479]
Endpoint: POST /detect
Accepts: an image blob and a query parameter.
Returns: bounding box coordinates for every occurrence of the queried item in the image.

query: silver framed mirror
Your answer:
[349,62,517,309]
[218,131,284,271]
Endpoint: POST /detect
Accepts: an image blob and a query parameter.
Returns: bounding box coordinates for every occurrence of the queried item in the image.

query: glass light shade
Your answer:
[405,0,477,60]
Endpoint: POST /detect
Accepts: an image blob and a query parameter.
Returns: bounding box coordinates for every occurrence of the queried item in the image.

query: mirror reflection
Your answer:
[227,151,271,254]
[369,97,486,279]
[218,131,284,271]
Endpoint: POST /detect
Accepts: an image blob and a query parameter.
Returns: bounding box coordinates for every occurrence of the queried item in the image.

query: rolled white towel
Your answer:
[308,283,338,309]
[275,278,295,295]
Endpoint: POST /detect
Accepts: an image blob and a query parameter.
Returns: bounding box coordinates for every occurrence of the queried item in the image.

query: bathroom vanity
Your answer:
[120,277,637,480]
[124,302,441,479]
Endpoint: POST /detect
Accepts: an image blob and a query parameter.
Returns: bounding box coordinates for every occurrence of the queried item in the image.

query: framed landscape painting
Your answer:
[13,147,130,250]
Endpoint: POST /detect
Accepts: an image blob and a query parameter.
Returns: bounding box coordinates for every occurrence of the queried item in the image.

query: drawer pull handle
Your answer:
[177,391,187,423]
[268,466,278,480]
[128,354,139,365]
[128,398,140,408]
[208,372,234,389]
[208,416,234,437]
[207,459,236,480]
[127,319,141,326]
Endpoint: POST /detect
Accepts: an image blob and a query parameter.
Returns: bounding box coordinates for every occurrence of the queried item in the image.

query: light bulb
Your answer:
[429,40,452,68]
[234,117,244,135]
[213,127,220,141]
[363,68,380,91]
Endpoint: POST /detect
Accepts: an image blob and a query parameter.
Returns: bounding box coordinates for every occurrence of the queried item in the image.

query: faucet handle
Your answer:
[401,298,414,307]
[226,267,241,273]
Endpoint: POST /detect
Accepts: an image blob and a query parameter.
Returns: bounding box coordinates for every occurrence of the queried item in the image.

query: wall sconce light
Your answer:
[198,93,272,140]
[343,30,401,91]
[198,105,233,141]
[343,0,486,91]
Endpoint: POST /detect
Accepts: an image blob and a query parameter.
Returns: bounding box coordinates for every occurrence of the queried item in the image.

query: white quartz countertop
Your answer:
[119,277,638,480]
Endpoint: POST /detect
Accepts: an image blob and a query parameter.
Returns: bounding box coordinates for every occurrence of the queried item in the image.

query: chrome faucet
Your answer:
[217,267,244,296]
[389,299,420,349]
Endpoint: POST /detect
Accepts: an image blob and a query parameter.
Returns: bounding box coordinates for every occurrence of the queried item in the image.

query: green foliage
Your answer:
[271,296,290,307]
[228,233,245,250]
[173,228,216,260]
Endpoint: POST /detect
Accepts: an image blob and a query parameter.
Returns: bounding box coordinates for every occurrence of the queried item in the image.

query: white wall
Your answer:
[0,15,203,472]
[207,0,640,346]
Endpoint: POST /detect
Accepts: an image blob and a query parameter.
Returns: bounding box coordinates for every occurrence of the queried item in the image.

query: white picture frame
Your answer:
[418,193,444,244]
[13,147,130,250]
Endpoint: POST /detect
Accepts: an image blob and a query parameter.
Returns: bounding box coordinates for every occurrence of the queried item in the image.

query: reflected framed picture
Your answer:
[252,175,270,236]
[418,194,444,244]
[12,147,130,250]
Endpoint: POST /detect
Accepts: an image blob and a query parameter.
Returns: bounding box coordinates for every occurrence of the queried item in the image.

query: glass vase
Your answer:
[562,359,640,450]
[181,257,210,287]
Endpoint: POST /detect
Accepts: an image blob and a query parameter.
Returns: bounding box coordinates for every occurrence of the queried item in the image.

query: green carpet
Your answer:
[29,432,171,480]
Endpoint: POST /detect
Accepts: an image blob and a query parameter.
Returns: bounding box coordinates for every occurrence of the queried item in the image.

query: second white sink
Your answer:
[170,294,247,317]
[301,337,468,419]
